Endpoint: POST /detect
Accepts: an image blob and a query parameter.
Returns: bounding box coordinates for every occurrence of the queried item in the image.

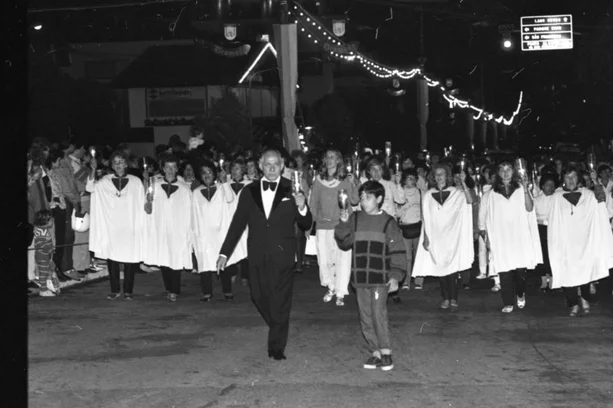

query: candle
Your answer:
[515,158,527,178]
[587,153,596,171]
[395,161,400,174]
[385,141,392,158]
[292,170,301,194]
[143,157,148,173]
[90,147,96,158]
[346,163,352,174]
[147,176,154,201]
[354,159,360,178]
[338,189,349,210]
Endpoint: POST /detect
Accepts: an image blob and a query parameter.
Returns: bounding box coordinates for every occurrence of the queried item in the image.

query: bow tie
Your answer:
[263,180,278,192]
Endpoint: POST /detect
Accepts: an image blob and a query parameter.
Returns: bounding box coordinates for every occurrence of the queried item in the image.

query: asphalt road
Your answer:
[28,268,613,408]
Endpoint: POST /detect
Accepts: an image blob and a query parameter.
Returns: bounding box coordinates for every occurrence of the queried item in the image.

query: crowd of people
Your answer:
[27,133,613,370]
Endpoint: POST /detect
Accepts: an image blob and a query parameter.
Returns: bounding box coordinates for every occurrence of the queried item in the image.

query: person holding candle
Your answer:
[142,154,193,302]
[87,151,146,300]
[290,150,311,273]
[309,149,360,306]
[225,158,252,285]
[412,164,475,311]
[479,160,542,313]
[532,174,558,291]
[192,160,237,301]
[365,158,400,217]
[547,165,613,316]
[216,149,312,361]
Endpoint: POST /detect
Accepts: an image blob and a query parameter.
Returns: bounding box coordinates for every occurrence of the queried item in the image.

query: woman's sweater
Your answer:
[309,175,359,230]
[395,187,421,225]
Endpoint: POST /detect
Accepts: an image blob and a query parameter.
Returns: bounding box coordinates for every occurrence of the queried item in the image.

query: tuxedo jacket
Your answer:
[220,177,312,268]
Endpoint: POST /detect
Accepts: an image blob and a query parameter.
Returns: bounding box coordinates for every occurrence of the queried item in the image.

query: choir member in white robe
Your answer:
[87,151,146,300]
[533,175,558,291]
[142,154,193,302]
[226,159,251,286]
[547,166,613,316]
[413,164,475,311]
[475,165,495,285]
[192,161,236,301]
[479,162,542,313]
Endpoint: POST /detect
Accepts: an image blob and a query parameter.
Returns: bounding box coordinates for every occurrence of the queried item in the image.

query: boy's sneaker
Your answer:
[380,355,394,371]
[335,297,344,306]
[106,293,120,300]
[39,290,56,297]
[440,300,450,309]
[363,356,382,369]
[323,290,334,303]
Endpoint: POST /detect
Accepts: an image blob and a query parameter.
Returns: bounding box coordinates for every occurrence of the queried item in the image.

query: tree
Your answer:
[191,88,252,150]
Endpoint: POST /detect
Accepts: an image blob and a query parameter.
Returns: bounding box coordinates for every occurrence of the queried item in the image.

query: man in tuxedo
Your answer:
[217,149,312,360]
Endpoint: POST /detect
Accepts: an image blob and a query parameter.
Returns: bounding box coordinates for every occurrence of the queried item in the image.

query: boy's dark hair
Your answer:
[359,180,385,208]
[34,209,53,227]
[597,164,611,175]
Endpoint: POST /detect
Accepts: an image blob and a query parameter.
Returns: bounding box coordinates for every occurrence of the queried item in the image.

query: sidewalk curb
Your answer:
[59,268,109,290]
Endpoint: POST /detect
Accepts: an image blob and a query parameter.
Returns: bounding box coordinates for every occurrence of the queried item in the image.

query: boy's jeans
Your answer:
[356,286,391,354]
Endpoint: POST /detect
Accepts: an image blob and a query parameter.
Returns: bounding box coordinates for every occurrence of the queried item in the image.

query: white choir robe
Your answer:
[547,188,613,289]
[413,187,474,277]
[87,174,146,263]
[479,185,542,274]
[226,179,251,265]
[141,180,193,270]
[192,182,237,272]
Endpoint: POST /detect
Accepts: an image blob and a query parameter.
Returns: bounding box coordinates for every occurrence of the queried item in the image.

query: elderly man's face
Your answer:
[260,152,283,181]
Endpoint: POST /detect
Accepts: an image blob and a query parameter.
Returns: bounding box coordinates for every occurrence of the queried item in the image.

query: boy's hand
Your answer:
[144,202,152,214]
[387,278,399,293]
[340,209,349,222]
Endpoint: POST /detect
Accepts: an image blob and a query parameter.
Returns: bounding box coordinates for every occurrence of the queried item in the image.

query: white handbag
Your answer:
[71,209,90,232]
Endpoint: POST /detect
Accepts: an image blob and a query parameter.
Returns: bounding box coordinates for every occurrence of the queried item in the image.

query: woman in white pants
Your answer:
[309,149,360,306]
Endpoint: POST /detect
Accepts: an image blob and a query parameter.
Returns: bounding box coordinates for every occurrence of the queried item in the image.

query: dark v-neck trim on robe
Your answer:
[161,180,179,198]
[111,177,129,192]
[432,188,451,206]
[200,185,217,202]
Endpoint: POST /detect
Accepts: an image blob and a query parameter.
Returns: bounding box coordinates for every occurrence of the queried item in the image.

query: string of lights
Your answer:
[289,2,523,126]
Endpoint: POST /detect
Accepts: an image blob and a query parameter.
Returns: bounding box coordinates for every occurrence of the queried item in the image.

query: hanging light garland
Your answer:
[289,2,523,126]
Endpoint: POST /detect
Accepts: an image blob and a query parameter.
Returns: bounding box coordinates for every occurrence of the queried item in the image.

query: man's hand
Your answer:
[340,209,349,222]
[387,278,399,293]
[216,256,227,276]
[294,192,306,211]
[520,174,529,189]
[144,202,152,214]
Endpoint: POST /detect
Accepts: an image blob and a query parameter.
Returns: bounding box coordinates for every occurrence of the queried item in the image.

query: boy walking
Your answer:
[335,180,407,371]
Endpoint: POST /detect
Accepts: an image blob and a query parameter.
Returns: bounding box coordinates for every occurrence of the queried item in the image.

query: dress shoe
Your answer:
[268,350,286,360]
[56,272,69,282]
[28,281,41,289]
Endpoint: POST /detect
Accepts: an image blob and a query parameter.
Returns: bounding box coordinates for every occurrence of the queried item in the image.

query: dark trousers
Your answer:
[200,271,233,296]
[537,225,552,277]
[356,287,391,352]
[107,259,137,294]
[161,266,182,295]
[439,273,459,301]
[249,256,294,353]
[52,200,75,272]
[563,284,592,307]
[227,259,249,280]
[294,225,307,268]
[499,268,526,306]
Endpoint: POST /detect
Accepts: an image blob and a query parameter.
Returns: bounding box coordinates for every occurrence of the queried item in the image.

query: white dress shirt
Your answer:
[261,177,281,219]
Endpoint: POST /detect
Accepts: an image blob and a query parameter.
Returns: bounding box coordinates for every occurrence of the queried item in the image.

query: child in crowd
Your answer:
[34,210,61,297]
[334,180,406,371]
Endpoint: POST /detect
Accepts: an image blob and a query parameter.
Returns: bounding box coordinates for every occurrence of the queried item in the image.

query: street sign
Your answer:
[520,14,573,51]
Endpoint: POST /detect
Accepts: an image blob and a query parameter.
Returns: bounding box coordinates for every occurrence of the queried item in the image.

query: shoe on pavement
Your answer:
[580,298,590,314]
[402,284,410,290]
[39,290,56,297]
[241,278,248,286]
[450,300,459,312]
[491,284,501,293]
[167,293,177,302]
[200,296,212,303]
[380,355,394,371]
[107,293,120,300]
[476,273,487,280]
[414,284,423,290]
[124,293,133,300]
[440,300,450,310]
[335,297,344,306]
[589,283,596,295]
[517,295,526,309]
[323,289,334,303]
[569,305,580,317]
[463,284,470,290]
[363,356,383,369]
[502,306,514,313]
